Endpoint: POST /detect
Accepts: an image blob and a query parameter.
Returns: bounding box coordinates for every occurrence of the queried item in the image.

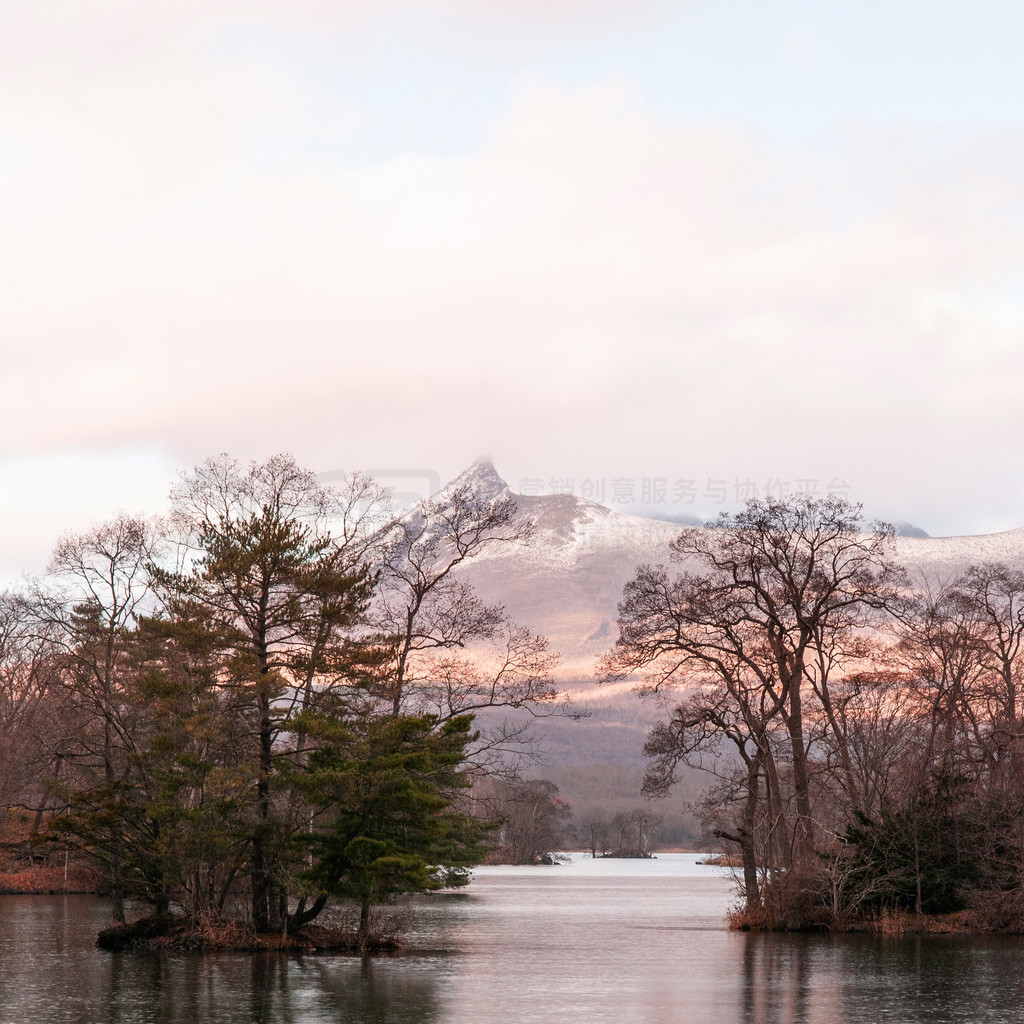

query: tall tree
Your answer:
[949,564,1024,784]
[373,482,525,715]
[371,481,573,768]
[0,592,67,829]
[32,513,160,922]
[603,495,905,893]
[156,453,380,933]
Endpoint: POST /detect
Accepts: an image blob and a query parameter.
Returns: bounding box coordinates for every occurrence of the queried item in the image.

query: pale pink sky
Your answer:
[4,0,1024,582]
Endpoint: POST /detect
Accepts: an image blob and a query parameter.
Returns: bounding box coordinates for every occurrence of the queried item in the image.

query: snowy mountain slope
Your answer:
[890,529,1024,583]
[440,461,682,678]
[442,461,1024,682]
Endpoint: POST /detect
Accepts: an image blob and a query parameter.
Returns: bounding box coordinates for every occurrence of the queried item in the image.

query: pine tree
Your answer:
[292,710,492,947]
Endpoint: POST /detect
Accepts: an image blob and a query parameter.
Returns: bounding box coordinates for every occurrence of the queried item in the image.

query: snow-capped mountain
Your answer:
[438,459,679,678]
[443,460,1024,681]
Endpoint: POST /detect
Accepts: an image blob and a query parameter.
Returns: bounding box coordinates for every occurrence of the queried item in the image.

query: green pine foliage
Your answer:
[292,710,493,942]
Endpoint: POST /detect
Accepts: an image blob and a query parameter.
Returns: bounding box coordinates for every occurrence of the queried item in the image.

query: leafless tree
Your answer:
[603,495,905,903]
[371,482,579,769]
[372,483,526,714]
[951,564,1024,784]
[475,777,572,864]
[0,592,69,829]
[28,513,161,922]
[627,806,663,857]
[577,811,610,858]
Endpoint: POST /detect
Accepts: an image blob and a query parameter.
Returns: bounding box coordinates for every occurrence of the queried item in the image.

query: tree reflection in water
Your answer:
[101,949,443,1023]
[741,934,813,1024]
[12,884,1024,1022]
[739,929,1024,1024]
[0,896,440,1024]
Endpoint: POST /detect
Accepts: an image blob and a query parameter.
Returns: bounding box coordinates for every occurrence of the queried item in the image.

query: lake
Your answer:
[1,854,1023,1023]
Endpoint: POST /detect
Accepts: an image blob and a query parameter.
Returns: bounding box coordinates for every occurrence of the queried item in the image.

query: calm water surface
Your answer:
[1,855,1023,1023]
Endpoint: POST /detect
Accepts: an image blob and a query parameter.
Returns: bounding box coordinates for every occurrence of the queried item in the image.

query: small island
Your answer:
[0,454,566,952]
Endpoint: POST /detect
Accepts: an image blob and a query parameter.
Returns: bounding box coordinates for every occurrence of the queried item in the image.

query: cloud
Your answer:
[0,448,177,585]
[2,5,1024,552]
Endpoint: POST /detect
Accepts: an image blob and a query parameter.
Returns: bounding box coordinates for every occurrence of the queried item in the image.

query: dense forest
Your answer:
[0,454,573,949]
[603,495,1024,932]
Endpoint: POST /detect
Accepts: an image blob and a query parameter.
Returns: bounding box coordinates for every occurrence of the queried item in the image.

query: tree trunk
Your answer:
[251,680,274,933]
[785,682,815,868]
[358,902,371,948]
[103,719,126,925]
[287,893,329,933]
[741,755,763,910]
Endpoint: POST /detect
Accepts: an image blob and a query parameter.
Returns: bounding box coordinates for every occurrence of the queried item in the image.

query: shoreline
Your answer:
[0,864,103,896]
[730,907,1024,937]
[96,917,403,954]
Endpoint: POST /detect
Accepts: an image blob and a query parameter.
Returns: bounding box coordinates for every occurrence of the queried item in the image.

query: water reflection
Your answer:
[741,933,813,1024]
[99,952,444,1024]
[301,956,440,1024]
[0,896,442,1024]
[737,930,1024,1024]
[4,860,1024,1023]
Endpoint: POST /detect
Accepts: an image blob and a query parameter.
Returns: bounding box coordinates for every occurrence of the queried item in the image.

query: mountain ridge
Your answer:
[443,460,1024,681]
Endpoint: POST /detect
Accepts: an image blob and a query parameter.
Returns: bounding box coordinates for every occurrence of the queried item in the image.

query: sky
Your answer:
[3,0,1024,582]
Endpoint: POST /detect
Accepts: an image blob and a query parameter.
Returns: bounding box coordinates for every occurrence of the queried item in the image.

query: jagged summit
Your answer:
[440,458,681,546]
[890,520,930,539]
[441,457,512,502]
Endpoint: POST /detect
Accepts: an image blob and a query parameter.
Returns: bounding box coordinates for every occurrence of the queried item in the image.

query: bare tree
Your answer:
[0,592,68,829]
[371,482,578,769]
[628,806,663,857]
[896,583,990,778]
[577,811,610,858]
[610,810,636,857]
[815,666,922,822]
[29,513,161,922]
[373,483,526,714]
[603,495,905,891]
[951,564,1024,783]
[475,777,572,864]
[643,684,779,904]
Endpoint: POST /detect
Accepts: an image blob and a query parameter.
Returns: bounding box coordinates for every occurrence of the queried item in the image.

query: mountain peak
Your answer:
[445,457,513,501]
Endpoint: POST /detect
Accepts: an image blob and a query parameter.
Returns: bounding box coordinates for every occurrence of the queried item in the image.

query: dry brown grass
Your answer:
[729,901,1024,936]
[697,854,744,867]
[0,809,102,894]
[0,862,102,894]
[727,904,772,931]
